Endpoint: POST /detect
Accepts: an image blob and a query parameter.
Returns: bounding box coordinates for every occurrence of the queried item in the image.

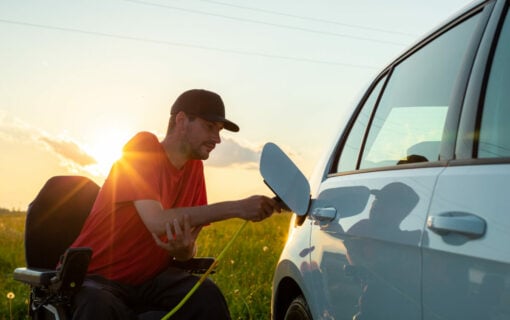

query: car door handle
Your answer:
[427,212,486,238]
[312,207,337,222]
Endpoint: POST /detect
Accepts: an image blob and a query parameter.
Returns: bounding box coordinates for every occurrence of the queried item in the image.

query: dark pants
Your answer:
[71,267,231,320]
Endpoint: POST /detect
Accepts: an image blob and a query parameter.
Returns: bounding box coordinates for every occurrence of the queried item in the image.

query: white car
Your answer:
[268,0,510,319]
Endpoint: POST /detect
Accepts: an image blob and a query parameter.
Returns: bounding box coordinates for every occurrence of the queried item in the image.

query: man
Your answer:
[70,89,281,319]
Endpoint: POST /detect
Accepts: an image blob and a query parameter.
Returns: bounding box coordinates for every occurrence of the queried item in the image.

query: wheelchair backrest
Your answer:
[25,176,99,269]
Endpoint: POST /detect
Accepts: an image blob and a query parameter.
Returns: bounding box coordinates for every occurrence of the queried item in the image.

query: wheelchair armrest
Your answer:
[14,247,92,292]
[169,257,216,274]
[13,267,57,286]
[53,247,92,292]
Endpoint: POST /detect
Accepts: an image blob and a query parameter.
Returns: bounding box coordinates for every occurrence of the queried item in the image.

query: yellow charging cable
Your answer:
[161,220,249,319]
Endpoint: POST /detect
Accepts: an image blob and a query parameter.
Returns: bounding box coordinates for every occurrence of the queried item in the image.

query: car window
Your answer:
[478,10,510,158]
[336,76,386,173]
[357,14,481,169]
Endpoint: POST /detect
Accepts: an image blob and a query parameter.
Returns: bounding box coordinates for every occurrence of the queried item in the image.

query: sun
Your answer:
[85,129,131,177]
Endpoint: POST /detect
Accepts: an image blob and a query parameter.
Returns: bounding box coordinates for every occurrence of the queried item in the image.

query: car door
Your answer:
[423,2,510,319]
[305,5,487,319]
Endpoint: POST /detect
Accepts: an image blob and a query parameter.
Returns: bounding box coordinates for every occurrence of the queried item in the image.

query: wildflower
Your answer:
[7,291,15,320]
[263,246,269,252]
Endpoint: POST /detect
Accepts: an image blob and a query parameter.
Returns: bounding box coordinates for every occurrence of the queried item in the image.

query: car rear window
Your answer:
[359,14,481,169]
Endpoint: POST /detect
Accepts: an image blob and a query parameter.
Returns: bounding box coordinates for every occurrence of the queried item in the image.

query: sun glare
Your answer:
[86,129,131,177]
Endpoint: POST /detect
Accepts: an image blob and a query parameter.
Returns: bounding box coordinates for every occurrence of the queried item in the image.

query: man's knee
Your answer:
[157,277,230,319]
[190,278,230,317]
[72,285,136,320]
[195,278,226,301]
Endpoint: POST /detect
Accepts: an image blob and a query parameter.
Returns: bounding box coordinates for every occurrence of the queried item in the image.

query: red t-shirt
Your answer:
[71,132,207,285]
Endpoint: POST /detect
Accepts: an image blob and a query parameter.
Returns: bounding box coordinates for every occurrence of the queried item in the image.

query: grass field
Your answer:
[0,212,28,320]
[0,211,292,320]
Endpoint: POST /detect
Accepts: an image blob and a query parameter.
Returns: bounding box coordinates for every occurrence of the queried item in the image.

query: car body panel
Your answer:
[272,215,314,319]
[271,1,510,319]
[422,3,510,318]
[423,164,510,319]
[307,168,442,319]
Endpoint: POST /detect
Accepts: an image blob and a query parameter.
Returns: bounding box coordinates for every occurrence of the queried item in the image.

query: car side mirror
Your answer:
[260,142,311,216]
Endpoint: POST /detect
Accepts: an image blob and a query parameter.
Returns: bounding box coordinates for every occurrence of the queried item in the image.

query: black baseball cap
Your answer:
[170,89,240,132]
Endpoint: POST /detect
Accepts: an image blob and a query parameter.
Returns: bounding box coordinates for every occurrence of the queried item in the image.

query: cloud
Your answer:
[0,110,96,168]
[0,111,37,142]
[207,138,261,168]
[206,138,304,171]
[39,136,96,166]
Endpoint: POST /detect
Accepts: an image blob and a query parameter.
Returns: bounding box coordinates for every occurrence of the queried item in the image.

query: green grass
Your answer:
[0,212,291,319]
[198,215,291,319]
[0,212,30,320]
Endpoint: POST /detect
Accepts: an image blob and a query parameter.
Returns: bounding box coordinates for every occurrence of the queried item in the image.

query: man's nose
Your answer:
[212,131,221,144]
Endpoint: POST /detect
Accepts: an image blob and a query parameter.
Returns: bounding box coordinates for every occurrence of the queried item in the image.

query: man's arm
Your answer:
[151,213,201,261]
[134,195,280,236]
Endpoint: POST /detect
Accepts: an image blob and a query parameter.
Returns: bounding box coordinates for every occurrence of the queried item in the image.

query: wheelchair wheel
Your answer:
[33,303,69,320]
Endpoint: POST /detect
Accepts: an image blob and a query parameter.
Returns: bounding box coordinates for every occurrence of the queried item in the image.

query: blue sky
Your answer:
[0,0,471,209]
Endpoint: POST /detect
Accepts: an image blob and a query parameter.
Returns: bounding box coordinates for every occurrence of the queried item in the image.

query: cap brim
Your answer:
[201,115,239,132]
[223,120,240,132]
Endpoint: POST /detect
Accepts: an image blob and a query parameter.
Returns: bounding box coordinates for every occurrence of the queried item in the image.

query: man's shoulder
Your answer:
[122,132,161,153]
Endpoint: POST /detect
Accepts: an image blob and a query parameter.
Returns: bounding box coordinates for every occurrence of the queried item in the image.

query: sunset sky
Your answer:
[0,0,470,210]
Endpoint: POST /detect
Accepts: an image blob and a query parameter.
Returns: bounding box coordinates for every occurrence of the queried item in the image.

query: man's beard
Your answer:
[181,141,211,160]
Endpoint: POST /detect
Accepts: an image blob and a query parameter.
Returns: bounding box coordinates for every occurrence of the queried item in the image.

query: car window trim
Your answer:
[328,72,390,174]
[328,160,449,178]
[447,157,510,167]
[440,3,495,161]
[456,0,505,160]
[472,1,509,159]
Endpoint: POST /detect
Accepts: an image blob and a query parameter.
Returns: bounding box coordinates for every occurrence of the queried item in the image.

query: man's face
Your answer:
[183,116,223,160]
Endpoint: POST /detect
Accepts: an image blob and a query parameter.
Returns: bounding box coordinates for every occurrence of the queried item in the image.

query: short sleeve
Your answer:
[108,132,163,204]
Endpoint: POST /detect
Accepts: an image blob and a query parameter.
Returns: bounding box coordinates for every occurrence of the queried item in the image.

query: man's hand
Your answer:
[238,195,283,222]
[152,214,202,261]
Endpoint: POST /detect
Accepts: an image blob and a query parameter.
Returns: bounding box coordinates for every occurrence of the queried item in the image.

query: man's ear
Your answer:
[175,111,188,130]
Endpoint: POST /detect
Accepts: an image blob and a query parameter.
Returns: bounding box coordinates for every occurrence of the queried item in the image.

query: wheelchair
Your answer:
[13,175,214,320]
